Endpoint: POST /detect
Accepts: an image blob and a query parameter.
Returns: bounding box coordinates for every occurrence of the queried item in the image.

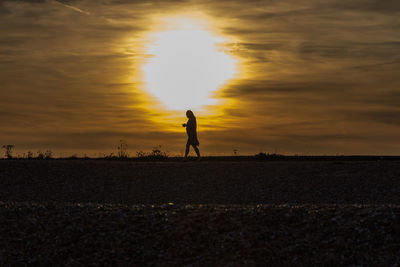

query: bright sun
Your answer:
[142,17,237,111]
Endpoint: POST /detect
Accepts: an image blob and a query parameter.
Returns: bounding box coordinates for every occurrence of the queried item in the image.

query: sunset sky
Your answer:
[1,0,400,156]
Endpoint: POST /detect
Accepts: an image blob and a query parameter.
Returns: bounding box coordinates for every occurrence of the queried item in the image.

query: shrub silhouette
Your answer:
[37,151,45,159]
[44,150,53,159]
[136,145,168,160]
[255,152,284,160]
[27,151,33,159]
[2,145,15,159]
[117,140,129,158]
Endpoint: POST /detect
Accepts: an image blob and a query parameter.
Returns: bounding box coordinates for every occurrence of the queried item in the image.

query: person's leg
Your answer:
[193,145,200,157]
[184,143,190,158]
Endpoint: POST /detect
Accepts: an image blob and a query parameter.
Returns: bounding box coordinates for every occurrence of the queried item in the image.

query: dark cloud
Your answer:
[109,0,188,4]
[236,42,283,51]
[343,110,400,126]
[0,2,10,14]
[55,0,74,4]
[221,81,356,98]
[5,0,46,3]
[365,111,400,126]
[327,0,400,14]
[237,8,315,21]
[0,37,28,47]
[298,41,400,61]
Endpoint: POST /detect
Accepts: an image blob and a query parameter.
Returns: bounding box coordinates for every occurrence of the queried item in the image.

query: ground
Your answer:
[0,160,399,265]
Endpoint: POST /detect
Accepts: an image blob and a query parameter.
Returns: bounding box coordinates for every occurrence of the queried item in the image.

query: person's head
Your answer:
[186,110,195,119]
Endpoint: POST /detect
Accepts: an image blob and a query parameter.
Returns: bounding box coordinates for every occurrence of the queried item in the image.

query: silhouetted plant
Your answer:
[2,145,15,159]
[255,152,284,160]
[27,151,33,159]
[37,151,45,159]
[105,152,116,159]
[44,150,53,159]
[149,145,168,158]
[136,145,168,160]
[117,140,128,158]
[136,151,146,158]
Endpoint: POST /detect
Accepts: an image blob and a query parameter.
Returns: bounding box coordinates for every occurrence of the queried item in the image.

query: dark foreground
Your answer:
[1,160,399,265]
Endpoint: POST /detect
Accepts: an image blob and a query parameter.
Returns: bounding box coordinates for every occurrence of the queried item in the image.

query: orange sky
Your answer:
[1,0,400,157]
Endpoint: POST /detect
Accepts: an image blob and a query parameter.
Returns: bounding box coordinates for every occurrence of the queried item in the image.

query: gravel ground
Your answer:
[1,160,400,204]
[0,160,399,266]
[1,202,399,266]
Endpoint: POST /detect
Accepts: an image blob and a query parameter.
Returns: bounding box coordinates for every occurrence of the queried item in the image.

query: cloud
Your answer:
[1,0,400,155]
[0,2,10,14]
[326,0,400,14]
[54,0,90,15]
[221,80,356,98]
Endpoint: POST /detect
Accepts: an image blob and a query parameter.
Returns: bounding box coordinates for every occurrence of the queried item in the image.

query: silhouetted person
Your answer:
[182,110,200,159]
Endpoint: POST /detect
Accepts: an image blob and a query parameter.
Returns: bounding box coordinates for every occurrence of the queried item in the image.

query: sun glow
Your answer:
[142,16,237,111]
